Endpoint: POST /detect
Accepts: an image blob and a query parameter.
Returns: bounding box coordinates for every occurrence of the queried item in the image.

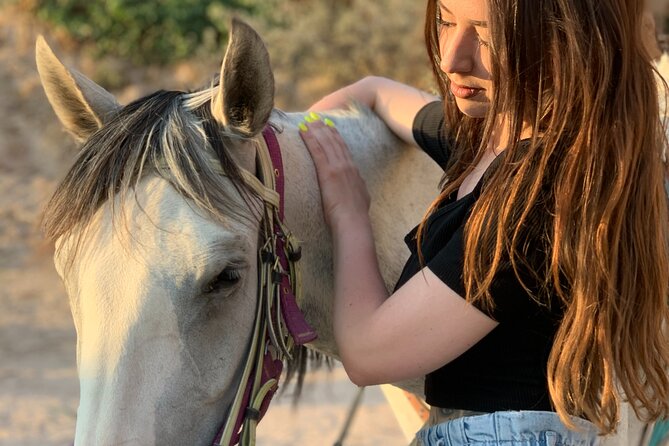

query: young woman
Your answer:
[300,0,669,444]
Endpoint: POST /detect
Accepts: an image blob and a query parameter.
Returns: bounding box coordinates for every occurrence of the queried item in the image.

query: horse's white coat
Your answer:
[57,176,261,444]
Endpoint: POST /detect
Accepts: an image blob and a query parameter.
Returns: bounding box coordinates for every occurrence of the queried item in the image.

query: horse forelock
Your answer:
[43,86,260,265]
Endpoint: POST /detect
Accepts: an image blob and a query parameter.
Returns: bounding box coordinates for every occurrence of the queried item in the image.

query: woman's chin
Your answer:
[455,98,489,118]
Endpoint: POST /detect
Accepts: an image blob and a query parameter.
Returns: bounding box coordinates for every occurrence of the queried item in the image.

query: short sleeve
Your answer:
[426,223,555,324]
[412,100,451,169]
[425,223,467,298]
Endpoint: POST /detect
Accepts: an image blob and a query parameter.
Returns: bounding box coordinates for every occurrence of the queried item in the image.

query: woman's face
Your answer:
[437,0,493,118]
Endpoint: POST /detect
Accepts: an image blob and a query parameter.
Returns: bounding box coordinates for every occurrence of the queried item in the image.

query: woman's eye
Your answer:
[436,10,455,30]
[204,268,242,294]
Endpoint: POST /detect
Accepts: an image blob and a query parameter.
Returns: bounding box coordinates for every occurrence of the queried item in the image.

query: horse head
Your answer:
[37,19,287,445]
[37,18,440,446]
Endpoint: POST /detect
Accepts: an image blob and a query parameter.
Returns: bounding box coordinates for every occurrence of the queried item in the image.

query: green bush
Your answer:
[34,0,268,65]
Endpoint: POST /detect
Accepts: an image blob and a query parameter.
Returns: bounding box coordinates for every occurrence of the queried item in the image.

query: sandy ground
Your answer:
[0,8,409,446]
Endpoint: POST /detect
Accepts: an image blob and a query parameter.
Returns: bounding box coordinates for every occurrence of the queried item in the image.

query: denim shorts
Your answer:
[415,410,600,446]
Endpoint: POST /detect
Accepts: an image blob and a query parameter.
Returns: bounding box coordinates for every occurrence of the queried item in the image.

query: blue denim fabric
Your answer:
[415,411,600,445]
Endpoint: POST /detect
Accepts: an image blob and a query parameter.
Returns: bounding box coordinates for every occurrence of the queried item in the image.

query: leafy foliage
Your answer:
[33,0,268,64]
[30,0,436,108]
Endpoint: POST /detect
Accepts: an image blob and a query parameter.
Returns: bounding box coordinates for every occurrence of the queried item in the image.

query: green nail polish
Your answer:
[309,111,321,120]
[305,116,315,123]
[324,118,335,128]
[298,122,308,132]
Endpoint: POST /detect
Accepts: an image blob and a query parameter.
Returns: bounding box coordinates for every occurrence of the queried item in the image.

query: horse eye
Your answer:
[204,268,242,294]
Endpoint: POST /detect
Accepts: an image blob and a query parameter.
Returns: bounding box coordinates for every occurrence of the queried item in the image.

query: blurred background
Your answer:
[653,0,669,51]
[1,0,668,445]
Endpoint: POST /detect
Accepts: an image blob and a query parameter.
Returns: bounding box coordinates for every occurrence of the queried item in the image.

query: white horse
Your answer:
[36,19,649,446]
[37,19,435,445]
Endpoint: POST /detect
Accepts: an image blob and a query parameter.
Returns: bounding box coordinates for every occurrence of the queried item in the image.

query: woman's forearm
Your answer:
[330,215,389,380]
[308,76,381,111]
[310,76,438,145]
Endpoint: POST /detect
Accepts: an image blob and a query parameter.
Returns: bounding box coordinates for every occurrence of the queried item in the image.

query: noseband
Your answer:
[211,125,317,446]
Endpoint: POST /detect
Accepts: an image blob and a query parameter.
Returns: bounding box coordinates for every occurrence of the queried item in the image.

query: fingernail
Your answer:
[324,118,335,128]
[309,112,321,121]
[305,116,315,123]
[298,122,308,132]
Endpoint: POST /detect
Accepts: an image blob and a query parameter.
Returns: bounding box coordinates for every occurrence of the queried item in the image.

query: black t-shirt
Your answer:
[395,101,563,412]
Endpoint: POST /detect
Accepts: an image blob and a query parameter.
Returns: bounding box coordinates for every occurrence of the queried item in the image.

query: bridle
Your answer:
[209,125,317,446]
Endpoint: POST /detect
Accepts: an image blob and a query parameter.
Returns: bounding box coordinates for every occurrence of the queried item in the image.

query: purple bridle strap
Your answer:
[263,126,318,346]
[213,125,317,446]
[262,126,286,220]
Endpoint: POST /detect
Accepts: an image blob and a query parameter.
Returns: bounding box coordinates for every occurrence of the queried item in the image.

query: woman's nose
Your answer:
[439,30,475,74]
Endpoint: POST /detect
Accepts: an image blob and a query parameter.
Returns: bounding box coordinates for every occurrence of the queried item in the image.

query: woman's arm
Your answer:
[300,119,497,386]
[309,76,439,146]
[331,216,498,386]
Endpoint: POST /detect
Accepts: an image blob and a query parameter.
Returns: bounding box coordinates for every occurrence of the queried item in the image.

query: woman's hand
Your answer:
[299,114,371,230]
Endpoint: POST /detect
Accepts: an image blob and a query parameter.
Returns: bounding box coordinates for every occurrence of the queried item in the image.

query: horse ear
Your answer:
[211,18,274,137]
[36,35,121,143]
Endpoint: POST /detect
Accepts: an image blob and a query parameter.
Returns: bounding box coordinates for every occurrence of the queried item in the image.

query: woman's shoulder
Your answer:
[412,101,455,169]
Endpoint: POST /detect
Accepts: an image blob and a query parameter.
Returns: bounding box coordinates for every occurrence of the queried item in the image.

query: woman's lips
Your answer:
[450,82,484,99]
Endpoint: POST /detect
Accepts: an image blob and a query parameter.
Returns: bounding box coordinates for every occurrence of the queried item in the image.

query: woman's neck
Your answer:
[488,115,534,154]
[455,115,535,200]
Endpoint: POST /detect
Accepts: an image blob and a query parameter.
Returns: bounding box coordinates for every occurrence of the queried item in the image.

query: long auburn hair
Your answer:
[421,0,669,434]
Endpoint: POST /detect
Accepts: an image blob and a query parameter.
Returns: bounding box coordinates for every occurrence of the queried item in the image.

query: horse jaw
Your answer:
[56,176,259,445]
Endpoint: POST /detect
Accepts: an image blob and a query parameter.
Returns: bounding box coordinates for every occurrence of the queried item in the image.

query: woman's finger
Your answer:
[305,118,351,164]
[300,117,342,165]
[299,121,330,165]
[323,121,353,163]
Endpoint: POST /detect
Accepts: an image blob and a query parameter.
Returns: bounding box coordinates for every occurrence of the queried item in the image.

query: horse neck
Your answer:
[271,108,441,356]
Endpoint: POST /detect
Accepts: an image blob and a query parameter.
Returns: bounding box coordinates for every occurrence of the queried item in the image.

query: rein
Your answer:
[212,125,318,446]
